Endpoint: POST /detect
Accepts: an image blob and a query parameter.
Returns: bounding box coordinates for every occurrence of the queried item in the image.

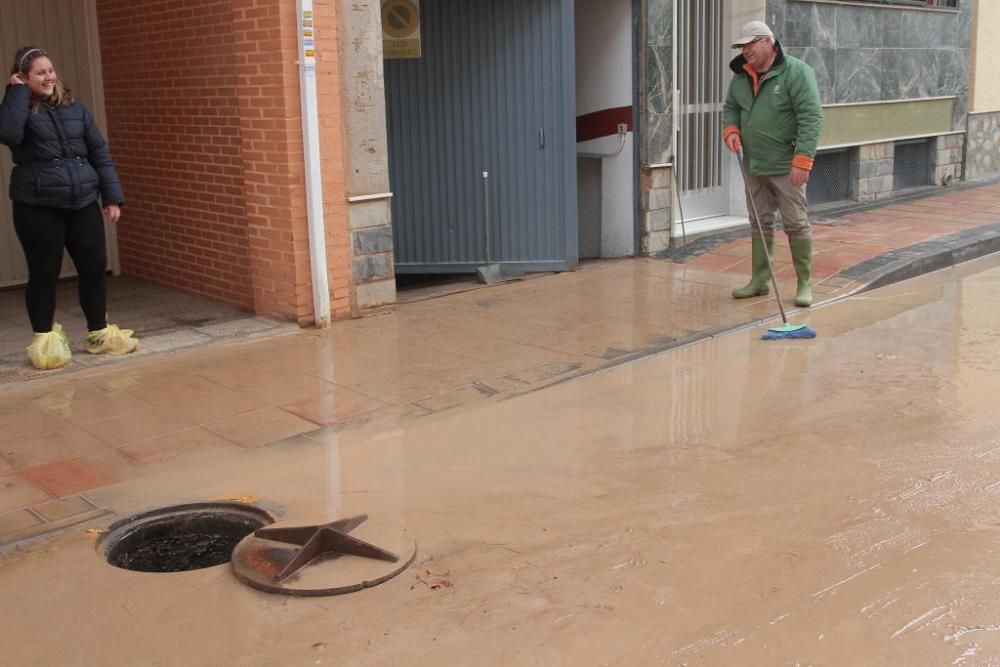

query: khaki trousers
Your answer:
[743,172,812,243]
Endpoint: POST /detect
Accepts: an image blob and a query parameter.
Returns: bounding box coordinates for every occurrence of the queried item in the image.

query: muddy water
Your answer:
[5,258,1000,665]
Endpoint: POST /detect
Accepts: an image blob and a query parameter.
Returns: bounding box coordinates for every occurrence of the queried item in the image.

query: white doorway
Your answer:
[575,0,635,259]
[0,0,117,288]
[673,0,750,237]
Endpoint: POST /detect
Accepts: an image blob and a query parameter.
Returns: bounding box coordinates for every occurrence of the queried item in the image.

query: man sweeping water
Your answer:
[722,20,823,308]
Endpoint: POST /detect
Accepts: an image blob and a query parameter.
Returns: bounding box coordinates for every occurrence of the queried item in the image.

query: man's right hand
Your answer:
[725,133,742,154]
[8,74,24,86]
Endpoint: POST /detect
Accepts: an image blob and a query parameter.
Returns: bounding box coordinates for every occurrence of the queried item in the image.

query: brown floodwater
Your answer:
[5,257,1000,665]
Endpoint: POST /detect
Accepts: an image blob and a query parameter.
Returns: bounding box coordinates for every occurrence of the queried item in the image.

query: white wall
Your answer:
[576,0,632,116]
[971,3,1000,113]
[575,0,634,258]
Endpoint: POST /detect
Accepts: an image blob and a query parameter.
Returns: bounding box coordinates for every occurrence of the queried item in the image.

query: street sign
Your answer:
[381,0,422,59]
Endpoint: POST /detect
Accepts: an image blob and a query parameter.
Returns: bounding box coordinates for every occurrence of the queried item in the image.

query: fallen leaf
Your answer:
[412,569,452,590]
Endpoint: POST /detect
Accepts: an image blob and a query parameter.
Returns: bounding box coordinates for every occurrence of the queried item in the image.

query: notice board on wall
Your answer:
[382,0,422,59]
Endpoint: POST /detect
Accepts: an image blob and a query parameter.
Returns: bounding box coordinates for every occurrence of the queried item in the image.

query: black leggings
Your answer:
[12,201,108,333]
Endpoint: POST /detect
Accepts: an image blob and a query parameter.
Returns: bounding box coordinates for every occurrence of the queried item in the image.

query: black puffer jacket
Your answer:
[0,84,124,209]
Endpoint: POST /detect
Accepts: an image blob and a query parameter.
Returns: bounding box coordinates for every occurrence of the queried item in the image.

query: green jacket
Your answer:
[722,42,823,176]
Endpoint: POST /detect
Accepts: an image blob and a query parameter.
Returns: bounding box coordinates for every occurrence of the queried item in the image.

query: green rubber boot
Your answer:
[732,235,774,299]
[790,239,813,307]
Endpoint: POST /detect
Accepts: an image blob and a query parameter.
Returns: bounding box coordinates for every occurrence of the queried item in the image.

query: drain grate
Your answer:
[99,503,274,573]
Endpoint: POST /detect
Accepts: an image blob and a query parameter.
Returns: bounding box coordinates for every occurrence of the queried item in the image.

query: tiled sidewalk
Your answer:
[3,181,1000,543]
[0,276,298,384]
[668,185,1000,293]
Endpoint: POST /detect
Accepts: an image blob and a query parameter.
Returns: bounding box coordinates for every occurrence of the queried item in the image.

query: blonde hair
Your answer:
[11,46,74,111]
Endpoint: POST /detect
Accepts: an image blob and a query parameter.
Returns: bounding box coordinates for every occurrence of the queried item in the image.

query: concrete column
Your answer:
[337,1,396,312]
[931,134,965,186]
[640,166,672,254]
[855,142,895,203]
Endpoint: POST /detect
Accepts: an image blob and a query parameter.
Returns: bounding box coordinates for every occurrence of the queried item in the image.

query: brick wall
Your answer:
[97,0,354,324]
[97,0,254,310]
[230,0,312,322]
[315,0,352,319]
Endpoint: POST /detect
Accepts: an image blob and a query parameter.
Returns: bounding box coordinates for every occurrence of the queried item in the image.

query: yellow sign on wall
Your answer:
[382,0,422,59]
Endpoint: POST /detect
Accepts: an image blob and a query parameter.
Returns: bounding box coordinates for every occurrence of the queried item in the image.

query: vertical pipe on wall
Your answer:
[672,0,683,241]
[632,0,643,255]
[296,0,331,327]
[696,0,703,193]
[705,0,719,188]
[675,0,683,191]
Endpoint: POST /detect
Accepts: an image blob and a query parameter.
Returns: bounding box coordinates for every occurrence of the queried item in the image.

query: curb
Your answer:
[837,223,1000,295]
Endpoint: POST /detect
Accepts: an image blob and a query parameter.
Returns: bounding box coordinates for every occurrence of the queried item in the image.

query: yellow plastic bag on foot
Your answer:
[26,324,72,370]
[85,323,139,355]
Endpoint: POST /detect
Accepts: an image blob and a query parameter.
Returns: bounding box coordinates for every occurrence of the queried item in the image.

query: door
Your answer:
[0,0,116,288]
[385,0,577,273]
[675,0,730,221]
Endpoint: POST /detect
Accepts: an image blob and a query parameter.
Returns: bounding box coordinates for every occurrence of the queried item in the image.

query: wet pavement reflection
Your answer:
[5,256,1000,664]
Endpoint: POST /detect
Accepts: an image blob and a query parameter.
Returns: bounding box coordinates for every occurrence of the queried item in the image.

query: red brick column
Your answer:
[315,0,353,319]
[230,0,351,323]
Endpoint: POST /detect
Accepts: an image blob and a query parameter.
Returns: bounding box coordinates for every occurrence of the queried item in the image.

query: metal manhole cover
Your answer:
[231,514,416,597]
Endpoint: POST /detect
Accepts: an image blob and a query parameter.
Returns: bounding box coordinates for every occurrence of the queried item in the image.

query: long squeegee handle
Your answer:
[736,149,790,325]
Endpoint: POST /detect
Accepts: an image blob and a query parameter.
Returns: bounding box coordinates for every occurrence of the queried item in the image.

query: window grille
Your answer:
[807,150,852,206]
[893,140,932,191]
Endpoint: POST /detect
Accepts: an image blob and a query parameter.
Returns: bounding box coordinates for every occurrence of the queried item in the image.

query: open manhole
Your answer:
[99,502,274,573]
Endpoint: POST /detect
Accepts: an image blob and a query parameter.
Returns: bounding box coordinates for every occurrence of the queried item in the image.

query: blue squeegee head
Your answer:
[760,325,818,341]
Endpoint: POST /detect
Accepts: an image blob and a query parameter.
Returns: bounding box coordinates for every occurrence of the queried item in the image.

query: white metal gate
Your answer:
[675,0,730,221]
[0,0,116,288]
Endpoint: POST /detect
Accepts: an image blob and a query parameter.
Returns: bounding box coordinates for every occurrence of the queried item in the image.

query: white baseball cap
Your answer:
[731,20,774,49]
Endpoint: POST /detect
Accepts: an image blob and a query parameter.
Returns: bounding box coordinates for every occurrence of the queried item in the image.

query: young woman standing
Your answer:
[0,46,137,369]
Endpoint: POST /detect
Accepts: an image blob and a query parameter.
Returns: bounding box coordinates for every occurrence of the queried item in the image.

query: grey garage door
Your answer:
[385,0,577,274]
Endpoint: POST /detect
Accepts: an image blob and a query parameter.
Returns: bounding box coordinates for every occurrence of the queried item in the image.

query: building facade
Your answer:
[0,1,982,328]
[642,0,972,254]
[968,1,1000,181]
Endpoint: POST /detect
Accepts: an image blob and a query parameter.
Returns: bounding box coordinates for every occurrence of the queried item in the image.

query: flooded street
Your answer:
[5,256,1000,665]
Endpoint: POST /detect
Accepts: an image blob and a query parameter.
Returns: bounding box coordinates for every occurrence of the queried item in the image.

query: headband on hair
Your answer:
[18,49,42,72]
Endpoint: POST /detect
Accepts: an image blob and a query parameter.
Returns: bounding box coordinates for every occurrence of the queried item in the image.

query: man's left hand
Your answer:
[790,167,810,188]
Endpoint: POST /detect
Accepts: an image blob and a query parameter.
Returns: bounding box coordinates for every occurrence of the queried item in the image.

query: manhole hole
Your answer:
[99,502,274,573]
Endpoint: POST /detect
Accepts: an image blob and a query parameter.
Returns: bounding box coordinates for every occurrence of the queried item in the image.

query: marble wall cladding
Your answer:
[645,0,672,164]
[786,47,836,103]
[966,112,1000,181]
[782,2,836,48]
[956,6,972,50]
[642,0,970,167]
[646,112,673,165]
[833,48,884,102]
[834,8,883,49]
[954,87,968,131]
[768,0,971,116]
